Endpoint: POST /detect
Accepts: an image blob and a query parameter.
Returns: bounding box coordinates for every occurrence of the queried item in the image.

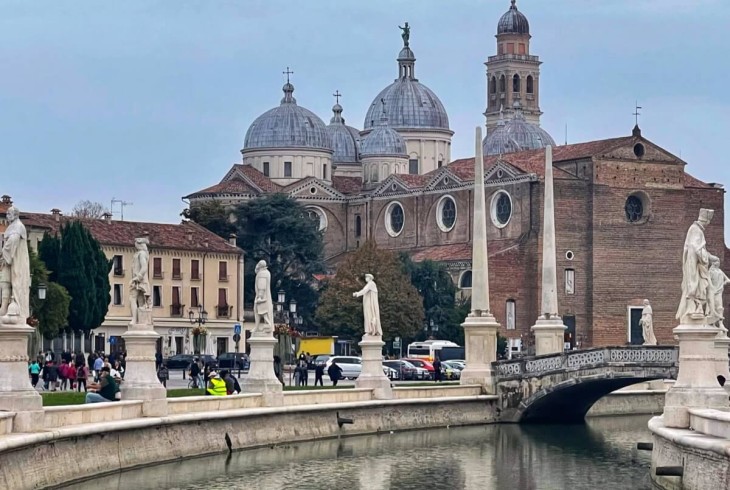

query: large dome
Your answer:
[361,109,407,157]
[497,0,530,35]
[483,105,555,156]
[363,46,449,131]
[326,103,360,165]
[243,83,332,151]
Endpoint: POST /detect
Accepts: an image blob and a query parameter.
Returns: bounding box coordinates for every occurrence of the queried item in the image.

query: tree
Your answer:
[182,200,235,239]
[29,246,70,347]
[316,240,424,341]
[234,194,324,325]
[39,221,111,332]
[71,200,108,219]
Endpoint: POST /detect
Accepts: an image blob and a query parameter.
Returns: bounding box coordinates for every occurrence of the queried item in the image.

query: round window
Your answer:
[306,207,328,231]
[625,195,643,222]
[565,250,575,261]
[633,143,645,158]
[436,196,457,232]
[385,202,405,237]
[491,191,512,228]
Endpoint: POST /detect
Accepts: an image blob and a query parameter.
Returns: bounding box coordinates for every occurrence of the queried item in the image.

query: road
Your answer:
[165,368,358,389]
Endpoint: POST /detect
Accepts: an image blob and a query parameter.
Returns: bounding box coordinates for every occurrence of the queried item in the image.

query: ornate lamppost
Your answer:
[188,305,208,356]
[273,290,303,383]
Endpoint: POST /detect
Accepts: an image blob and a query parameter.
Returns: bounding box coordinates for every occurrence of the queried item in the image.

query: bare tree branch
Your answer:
[71,200,108,219]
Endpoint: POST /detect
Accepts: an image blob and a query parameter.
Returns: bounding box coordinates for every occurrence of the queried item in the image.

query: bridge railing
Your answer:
[493,345,678,379]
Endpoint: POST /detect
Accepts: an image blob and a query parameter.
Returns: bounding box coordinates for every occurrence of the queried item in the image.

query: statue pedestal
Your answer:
[531,317,567,356]
[356,335,391,400]
[663,324,729,428]
[0,323,43,432]
[121,312,167,417]
[715,333,730,394]
[241,334,282,406]
[460,313,500,393]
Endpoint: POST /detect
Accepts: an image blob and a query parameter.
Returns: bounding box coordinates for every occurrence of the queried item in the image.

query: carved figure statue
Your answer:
[353,274,383,336]
[253,260,274,335]
[129,236,152,324]
[677,208,714,323]
[709,255,730,332]
[640,299,657,345]
[399,22,410,47]
[0,206,30,321]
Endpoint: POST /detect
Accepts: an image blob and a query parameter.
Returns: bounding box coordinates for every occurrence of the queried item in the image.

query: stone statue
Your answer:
[0,206,30,322]
[353,274,383,336]
[640,299,657,345]
[709,255,730,332]
[399,22,410,47]
[253,260,274,335]
[677,208,714,323]
[129,236,152,325]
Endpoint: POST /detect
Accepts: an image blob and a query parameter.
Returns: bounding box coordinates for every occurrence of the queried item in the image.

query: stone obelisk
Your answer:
[531,146,567,355]
[460,126,501,393]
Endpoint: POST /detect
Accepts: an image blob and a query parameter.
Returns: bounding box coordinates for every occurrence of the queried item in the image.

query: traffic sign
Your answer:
[233,333,241,343]
[234,323,241,335]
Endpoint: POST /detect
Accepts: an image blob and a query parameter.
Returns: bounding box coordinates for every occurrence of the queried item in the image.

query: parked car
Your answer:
[382,365,399,380]
[440,361,461,380]
[445,360,465,370]
[383,360,424,380]
[325,356,362,380]
[313,355,331,369]
[217,352,250,371]
[165,354,195,370]
[404,358,435,379]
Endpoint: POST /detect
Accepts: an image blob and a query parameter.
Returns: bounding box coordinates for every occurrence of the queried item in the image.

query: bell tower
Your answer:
[485,0,542,132]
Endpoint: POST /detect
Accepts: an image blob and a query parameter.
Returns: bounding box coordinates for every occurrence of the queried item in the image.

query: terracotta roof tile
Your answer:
[186,178,260,197]
[331,176,363,195]
[232,164,281,193]
[22,213,240,254]
[410,240,521,262]
[683,173,712,189]
[396,174,429,188]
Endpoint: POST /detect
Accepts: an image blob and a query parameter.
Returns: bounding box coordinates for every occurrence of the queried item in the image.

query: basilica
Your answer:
[185,1,727,352]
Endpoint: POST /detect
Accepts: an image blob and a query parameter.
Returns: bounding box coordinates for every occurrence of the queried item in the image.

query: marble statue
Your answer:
[353,274,382,336]
[399,22,410,47]
[640,299,657,345]
[253,260,274,335]
[0,206,30,321]
[129,236,152,325]
[709,255,730,332]
[677,208,714,323]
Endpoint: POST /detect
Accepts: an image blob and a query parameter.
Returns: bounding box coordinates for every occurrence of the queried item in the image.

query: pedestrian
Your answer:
[206,371,227,396]
[155,351,163,371]
[298,355,309,386]
[157,362,169,388]
[93,355,103,382]
[190,358,201,389]
[273,356,283,385]
[85,366,119,403]
[314,363,324,387]
[327,361,343,387]
[119,355,126,379]
[42,360,59,391]
[77,363,88,392]
[28,359,41,388]
[433,357,442,383]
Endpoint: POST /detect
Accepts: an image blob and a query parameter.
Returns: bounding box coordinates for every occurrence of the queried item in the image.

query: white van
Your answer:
[325,356,362,380]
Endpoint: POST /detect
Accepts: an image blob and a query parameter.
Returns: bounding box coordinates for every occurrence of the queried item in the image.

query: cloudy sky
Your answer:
[1,0,728,235]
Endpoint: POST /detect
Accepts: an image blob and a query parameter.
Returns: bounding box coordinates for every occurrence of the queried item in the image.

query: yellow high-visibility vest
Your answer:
[207,377,227,396]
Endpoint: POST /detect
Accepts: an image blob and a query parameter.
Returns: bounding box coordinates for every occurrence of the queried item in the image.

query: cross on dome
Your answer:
[283,66,294,84]
[333,90,341,104]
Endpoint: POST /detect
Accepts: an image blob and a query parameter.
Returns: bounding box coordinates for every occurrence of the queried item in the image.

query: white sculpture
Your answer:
[0,206,30,322]
[640,299,657,345]
[129,236,152,325]
[253,260,274,335]
[677,208,714,323]
[353,274,382,336]
[709,255,730,332]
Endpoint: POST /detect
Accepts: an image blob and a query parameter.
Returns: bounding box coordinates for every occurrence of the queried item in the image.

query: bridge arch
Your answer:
[494,346,678,423]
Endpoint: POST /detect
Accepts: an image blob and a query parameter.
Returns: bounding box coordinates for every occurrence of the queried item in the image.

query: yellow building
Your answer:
[19,203,244,357]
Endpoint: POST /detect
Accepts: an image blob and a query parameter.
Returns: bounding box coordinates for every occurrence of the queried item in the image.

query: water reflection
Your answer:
[65,416,652,490]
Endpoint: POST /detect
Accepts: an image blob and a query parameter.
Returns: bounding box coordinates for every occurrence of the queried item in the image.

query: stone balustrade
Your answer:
[689,408,730,440]
[167,393,263,415]
[282,388,372,406]
[393,385,482,399]
[43,401,144,429]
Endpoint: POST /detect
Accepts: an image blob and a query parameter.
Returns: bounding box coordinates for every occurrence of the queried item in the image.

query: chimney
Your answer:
[2,195,13,205]
[187,230,194,242]
[101,212,112,223]
[228,233,237,246]
[50,208,62,222]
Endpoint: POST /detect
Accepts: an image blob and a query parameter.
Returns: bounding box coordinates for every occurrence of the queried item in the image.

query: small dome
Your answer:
[497,0,530,35]
[483,105,555,156]
[326,102,361,165]
[243,83,332,151]
[361,109,407,157]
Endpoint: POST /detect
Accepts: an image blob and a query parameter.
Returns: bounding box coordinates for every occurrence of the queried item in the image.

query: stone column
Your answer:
[460,126,501,393]
[0,321,43,432]
[531,145,566,355]
[355,334,392,399]
[241,333,282,406]
[663,321,729,428]
[121,308,167,416]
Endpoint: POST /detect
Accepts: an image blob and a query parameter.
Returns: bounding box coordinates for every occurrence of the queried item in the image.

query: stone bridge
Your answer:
[493,346,678,423]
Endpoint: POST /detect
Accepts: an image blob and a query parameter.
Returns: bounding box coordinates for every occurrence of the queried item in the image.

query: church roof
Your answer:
[331,176,363,195]
[410,239,522,263]
[185,164,280,199]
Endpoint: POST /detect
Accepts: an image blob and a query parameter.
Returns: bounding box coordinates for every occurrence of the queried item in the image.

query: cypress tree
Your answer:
[38,232,60,282]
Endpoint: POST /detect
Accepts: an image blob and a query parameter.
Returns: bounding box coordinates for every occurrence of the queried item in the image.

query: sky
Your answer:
[1,0,729,237]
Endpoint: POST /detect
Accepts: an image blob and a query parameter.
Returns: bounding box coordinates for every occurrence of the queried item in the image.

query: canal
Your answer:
[65,415,653,490]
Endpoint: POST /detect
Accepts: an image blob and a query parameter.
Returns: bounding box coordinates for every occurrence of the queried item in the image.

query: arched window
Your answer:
[371,164,379,183]
[385,201,405,237]
[499,75,506,92]
[490,76,497,94]
[506,300,516,330]
[526,75,534,94]
[355,216,362,237]
[513,74,521,93]
[459,270,472,289]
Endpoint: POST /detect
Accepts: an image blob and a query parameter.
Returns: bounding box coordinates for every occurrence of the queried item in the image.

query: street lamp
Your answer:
[38,283,47,300]
[289,299,297,314]
[188,305,208,325]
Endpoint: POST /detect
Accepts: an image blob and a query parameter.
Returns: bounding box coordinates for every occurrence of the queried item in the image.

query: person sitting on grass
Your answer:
[206,371,227,396]
[85,366,120,403]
